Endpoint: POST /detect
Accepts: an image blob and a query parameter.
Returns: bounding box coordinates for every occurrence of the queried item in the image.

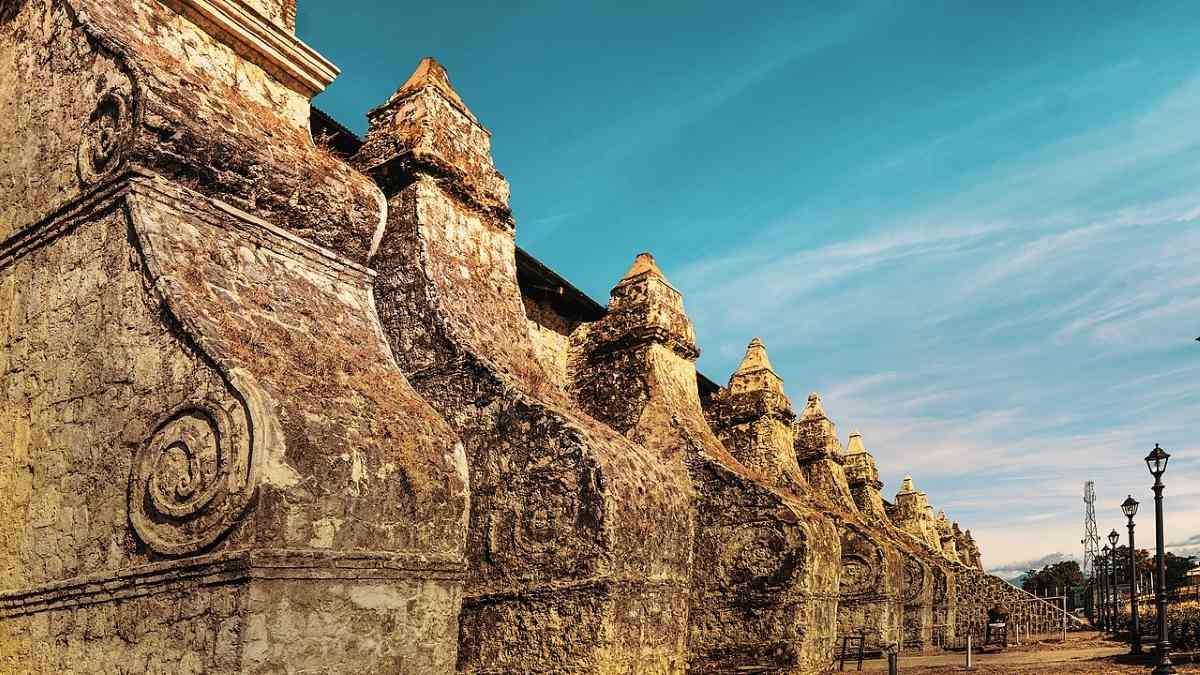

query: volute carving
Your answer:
[840,554,877,595]
[902,557,926,602]
[715,524,804,597]
[128,398,254,555]
[77,86,133,185]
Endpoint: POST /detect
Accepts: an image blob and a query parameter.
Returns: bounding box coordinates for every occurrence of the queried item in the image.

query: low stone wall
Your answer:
[953,568,1081,646]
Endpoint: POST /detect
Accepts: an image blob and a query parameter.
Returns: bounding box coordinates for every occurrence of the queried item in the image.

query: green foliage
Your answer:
[1119,600,1200,650]
[1107,545,1154,584]
[1165,553,1196,591]
[1022,559,1084,596]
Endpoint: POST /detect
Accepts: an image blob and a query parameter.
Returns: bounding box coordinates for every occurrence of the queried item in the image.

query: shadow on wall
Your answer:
[1,0,28,25]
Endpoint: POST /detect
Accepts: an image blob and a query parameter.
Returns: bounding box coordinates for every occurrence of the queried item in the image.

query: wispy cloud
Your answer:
[677,222,1002,339]
[821,372,900,403]
[988,552,1077,582]
[677,67,1200,567]
[521,212,577,245]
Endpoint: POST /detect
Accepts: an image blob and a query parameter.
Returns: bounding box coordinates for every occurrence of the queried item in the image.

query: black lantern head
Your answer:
[1109,529,1120,547]
[1102,544,1111,557]
[1145,443,1170,478]
[1121,495,1139,519]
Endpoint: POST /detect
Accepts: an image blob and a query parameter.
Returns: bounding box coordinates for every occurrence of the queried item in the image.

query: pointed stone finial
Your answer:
[727,338,785,396]
[388,57,478,124]
[734,338,774,376]
[611,251,680,297]
[596,251,696,360]
[842,429,881,492]
[800,392,826,421]
[846,431,866,454]
[936,512,955,538]
[621,252,666,283]
[357,56,511,220]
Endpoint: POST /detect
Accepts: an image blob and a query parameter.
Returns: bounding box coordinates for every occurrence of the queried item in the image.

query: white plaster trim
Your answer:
[168,0,338,96]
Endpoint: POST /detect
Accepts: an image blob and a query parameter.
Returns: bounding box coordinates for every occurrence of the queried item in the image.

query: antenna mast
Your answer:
[1083,481,1100,578]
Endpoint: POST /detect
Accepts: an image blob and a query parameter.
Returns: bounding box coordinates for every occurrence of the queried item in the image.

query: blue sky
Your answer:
[300,1,1200,576]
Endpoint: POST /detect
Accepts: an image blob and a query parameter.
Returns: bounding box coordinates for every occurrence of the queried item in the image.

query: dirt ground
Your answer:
[895,661,1200,674]
[830,632,1200,674]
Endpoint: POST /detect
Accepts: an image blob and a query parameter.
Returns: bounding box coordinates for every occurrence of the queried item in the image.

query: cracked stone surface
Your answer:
[1,2,1080,673]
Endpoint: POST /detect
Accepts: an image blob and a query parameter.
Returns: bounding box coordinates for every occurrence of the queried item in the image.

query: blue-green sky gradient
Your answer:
[301,0,1200,576]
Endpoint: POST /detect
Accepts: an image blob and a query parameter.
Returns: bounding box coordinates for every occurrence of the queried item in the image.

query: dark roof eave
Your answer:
[515,246,607,322]
[307,107,722,397]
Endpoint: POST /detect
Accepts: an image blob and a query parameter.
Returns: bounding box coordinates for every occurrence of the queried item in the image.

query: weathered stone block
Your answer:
[355,59,694,673]
[1,2,470,670]
[568,255,841,673]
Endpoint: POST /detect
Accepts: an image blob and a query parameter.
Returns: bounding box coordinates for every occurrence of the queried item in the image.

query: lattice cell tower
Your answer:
[1083,481,1100,579]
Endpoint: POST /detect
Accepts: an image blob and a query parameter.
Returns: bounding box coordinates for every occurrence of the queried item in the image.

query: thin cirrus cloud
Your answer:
[671,68,1200,571]
[298,1,1200,573]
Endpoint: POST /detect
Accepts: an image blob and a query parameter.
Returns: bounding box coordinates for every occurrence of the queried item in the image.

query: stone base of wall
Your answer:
[0,551,465,674]
[458,579,689,674]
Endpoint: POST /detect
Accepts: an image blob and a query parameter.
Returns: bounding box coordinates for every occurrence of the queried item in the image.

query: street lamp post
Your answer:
[1109,529,1121,636]
[1101,545,1112,631]
[1146,443,1176,675]
[1122,495,1142,654]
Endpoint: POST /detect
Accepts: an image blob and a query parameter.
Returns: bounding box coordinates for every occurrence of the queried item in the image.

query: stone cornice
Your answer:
[584,325,701,361]
[0,549,467,618]
[164,0,338,97]
[0,172,131,272]
[707,388,796,426]
[0,169,375,284]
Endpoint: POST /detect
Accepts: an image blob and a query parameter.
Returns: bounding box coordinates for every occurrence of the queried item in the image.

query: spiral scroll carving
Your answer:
[715,525,803,596]
[840,554,876,595]
[77,87,133,185]
[902,558,926,602]
[934,568,949,605]
[129,400,253,555]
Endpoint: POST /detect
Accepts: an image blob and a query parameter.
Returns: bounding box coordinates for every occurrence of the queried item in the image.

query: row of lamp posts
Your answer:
[1093,444,1174,674]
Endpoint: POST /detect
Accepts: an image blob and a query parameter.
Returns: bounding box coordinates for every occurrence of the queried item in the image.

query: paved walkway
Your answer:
[856,643,1127,671]
[827,632,1200,673]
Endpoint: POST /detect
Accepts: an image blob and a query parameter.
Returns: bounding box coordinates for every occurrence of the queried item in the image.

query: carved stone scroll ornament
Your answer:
[840,554,877,595]
[933,569,949,605]
[715,524,803,596]
[129,399,254,555]
[902,558,926,602]
[77,87,133,185]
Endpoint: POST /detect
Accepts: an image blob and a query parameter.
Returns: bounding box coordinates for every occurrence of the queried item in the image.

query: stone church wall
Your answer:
[568,254,841,673]
[1,1,469,672]
[1,0,1082,672]
[353,59,695,673]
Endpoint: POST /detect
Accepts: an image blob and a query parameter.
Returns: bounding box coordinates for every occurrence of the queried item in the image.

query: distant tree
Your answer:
[1022,560,1084,597]
[1108,545,1154,585]
[1021,570,1037,593]
[1165,553,1196,591]
[1051,560,1085,589]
